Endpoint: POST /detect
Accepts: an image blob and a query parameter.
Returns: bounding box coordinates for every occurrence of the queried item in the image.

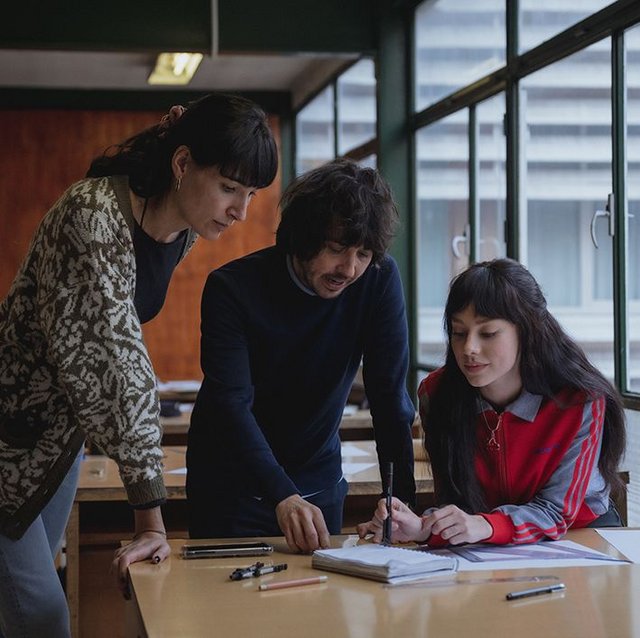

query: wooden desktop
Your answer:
[159,408,422,445]
[125,529,639,638]
[67,441,432,638]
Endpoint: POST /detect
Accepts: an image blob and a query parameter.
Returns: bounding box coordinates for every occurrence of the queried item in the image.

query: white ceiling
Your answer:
[0,49,356,108]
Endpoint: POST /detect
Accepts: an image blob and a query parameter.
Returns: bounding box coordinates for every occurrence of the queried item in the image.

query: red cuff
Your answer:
[424,512,514,546]
[480,512,514,544]
[424,532,449,548]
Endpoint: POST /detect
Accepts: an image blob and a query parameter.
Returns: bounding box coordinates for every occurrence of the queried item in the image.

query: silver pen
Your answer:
[506,583,566,601]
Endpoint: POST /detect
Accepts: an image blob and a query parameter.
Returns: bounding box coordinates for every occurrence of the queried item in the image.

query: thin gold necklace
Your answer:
[483,412,502,451]
[478,395,502,451]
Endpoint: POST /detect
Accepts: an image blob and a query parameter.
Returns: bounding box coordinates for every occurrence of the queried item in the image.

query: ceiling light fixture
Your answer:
[148,52,204,85]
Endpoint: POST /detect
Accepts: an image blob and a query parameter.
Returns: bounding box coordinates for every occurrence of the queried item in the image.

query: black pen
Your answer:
[382,461,393,545]
[229,562,287,581]
[505,583,566,601]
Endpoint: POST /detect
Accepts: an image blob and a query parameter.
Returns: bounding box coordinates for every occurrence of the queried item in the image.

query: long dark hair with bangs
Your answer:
[87,92,278,196]
[275,158,398,265]
[425,258,626,512]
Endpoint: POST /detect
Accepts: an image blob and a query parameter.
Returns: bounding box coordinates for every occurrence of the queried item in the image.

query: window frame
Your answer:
[410,0,640,409]
[292,0,640,409]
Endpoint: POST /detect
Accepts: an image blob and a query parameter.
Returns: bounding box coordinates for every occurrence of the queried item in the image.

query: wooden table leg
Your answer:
[65,502,80,638]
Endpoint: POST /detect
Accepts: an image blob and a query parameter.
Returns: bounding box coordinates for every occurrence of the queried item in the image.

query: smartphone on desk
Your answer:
[181,542,274,559]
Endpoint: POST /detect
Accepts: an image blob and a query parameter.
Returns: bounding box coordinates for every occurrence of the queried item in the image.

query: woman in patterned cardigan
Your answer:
[0,92,277,637]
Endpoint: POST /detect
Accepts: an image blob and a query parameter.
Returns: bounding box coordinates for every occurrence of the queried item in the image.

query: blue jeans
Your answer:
[0,450,82,638]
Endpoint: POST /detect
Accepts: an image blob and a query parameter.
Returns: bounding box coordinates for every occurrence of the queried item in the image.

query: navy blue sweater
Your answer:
[187,246,416,507]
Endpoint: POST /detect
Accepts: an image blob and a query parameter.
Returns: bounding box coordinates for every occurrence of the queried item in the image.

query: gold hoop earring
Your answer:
[175,176,182,192]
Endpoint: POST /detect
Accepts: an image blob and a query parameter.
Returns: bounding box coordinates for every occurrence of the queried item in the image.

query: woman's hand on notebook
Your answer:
[423,505,492,545]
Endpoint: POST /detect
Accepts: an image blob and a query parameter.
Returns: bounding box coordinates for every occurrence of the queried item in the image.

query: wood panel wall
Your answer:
[1,109,281,381]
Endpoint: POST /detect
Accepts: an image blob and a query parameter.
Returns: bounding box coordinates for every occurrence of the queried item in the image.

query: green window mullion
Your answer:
[469,105,479,263]
[333,79,339,158]
[505,0,520,261]
[504,83,520,261]
[612,30,629,394]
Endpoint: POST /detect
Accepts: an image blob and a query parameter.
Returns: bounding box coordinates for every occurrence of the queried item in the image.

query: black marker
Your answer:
[382,462,393,545]
[229,562,287,581]
[506,583,566,601]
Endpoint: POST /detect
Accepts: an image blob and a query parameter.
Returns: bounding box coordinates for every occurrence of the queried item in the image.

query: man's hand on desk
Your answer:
[275,494,331,553]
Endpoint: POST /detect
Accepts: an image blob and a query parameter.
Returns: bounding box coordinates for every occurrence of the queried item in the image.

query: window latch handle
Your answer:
[590,193,614,249]
[451,224,470,258]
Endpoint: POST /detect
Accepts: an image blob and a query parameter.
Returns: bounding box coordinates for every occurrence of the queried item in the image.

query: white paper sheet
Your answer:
[428,540,630,572]
[596,529,640,563]
[342,462,377,476]
[341,444,370,458]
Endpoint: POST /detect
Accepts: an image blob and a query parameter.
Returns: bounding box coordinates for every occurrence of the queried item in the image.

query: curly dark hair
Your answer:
[425,258,627,512]
[87,92,278,197]
[275,158,399,265]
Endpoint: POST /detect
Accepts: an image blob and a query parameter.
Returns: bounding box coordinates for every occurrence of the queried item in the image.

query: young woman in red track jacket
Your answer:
[358,258,626,546]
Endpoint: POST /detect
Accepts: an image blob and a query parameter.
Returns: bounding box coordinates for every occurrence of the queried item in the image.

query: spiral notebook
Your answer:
[312,544,458,584]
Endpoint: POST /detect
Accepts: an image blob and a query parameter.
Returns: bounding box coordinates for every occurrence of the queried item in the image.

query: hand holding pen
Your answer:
[356,496,429,544]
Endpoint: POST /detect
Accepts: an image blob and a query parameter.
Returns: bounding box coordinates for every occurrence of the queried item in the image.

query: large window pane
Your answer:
[478,92,507,260]
[520,1,615,53]
[337,59,376,155]
[296,85,335,176]
[521,41,614,380]
[416,111,469,367]
[414,0,505,112]
[626,24,640,392]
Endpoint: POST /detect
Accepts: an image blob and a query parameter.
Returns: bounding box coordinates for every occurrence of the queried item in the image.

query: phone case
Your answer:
[180,542,274,559]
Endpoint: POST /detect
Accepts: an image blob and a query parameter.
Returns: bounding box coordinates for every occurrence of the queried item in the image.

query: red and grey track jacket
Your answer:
[418,368,609,545]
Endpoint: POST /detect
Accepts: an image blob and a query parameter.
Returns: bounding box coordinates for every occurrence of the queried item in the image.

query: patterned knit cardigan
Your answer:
[0,175,196,539]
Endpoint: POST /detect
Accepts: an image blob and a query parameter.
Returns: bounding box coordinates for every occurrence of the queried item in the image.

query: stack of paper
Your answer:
[312,544,457,583]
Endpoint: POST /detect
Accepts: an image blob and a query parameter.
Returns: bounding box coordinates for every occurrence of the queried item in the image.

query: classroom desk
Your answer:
[160,409,422,445]
[158,389,198,403]
[158,411,191,445]
[66,448,187,638]
[125,529,639,638]
[66,441,432,638]
[339,409,422,440]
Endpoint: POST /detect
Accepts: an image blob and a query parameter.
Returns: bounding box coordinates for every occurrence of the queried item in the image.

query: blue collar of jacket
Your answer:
[476,389,543,422]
